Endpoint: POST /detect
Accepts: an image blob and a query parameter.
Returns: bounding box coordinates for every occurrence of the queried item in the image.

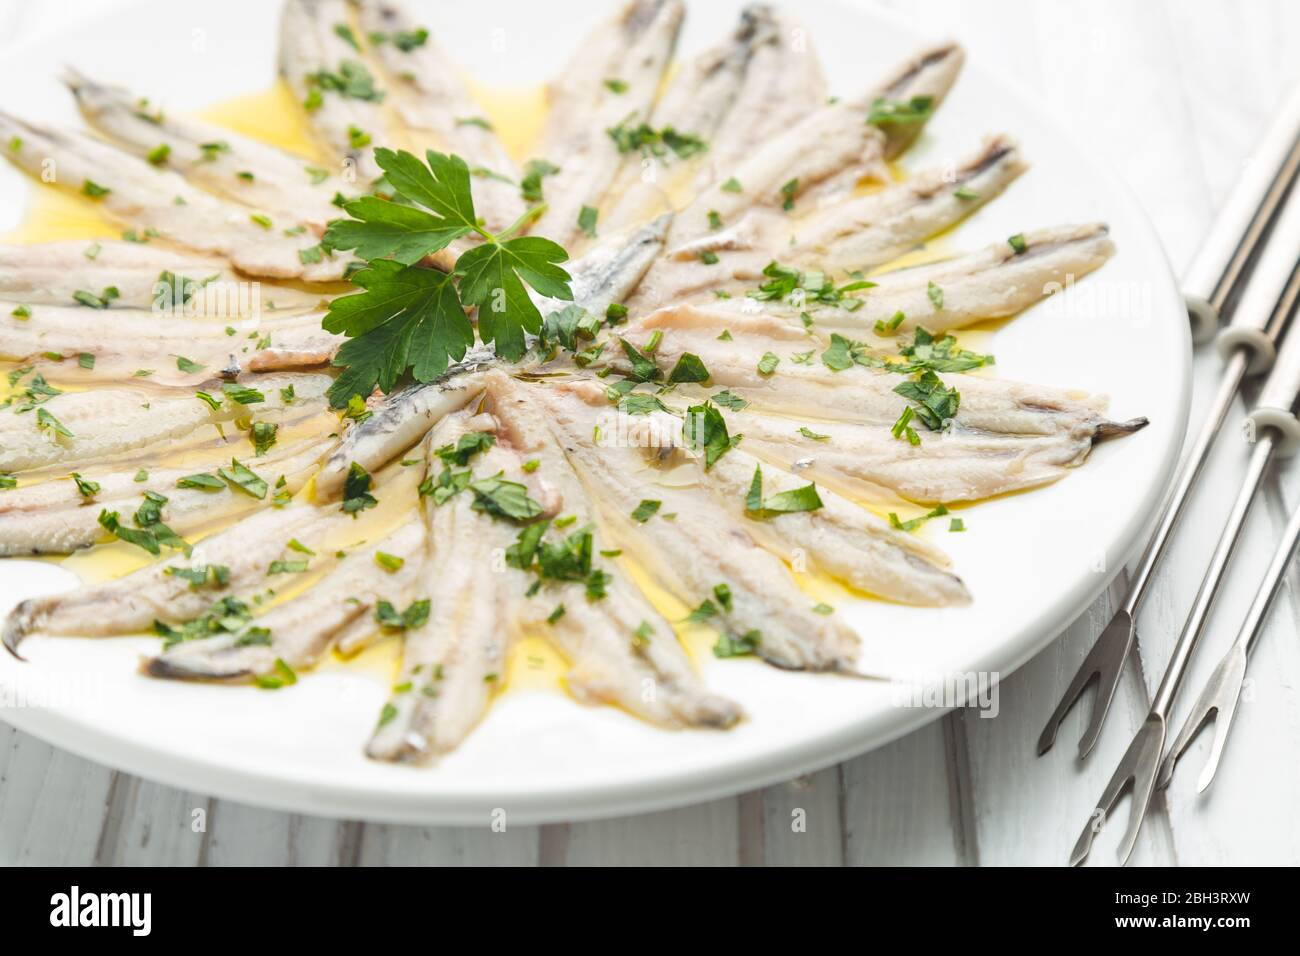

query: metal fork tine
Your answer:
[1116,722,1166,866]
[1157,645,1248,793]
[1036,610,1134,759]
[1069,717,1164,866]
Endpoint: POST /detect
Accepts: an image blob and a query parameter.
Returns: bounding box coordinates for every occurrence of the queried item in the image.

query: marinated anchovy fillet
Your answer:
[0,302,336,383]
[3,505,341,656]
[604,4,827,229]
[147,521,426,679]
[0,114,348,280]
[0,372,330,473]
[616,401,969,605]
[528,378,861,672]
[631,135,1023,310]
[280,0,391,184]
[66,69,350,227]
[367,412,530,760]
[660,42,962,254]
[0,241,307,313]
[0,437,328,557]
[530,0,685,248]
[654,223,1114,337]
[628,316,1145,444]
[487,374,743,726]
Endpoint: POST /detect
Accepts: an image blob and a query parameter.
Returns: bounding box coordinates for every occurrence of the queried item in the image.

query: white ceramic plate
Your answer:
[0,0,1188,824]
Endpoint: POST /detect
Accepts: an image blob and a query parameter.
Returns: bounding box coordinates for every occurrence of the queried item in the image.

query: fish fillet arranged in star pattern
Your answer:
[0,113,349,281]
[0,372,331,474]
[529,0,685,249]
[66,69,351,229]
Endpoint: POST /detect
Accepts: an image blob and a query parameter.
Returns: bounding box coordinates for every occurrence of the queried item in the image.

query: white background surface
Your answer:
[2,0,1299,865]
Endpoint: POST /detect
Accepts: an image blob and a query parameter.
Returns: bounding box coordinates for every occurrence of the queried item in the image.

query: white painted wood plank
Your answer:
[0,724,114,865]
[200,801,361,866]
[841,718,966,865]
[748,767,844,866]
[358,823,539,865]
[559,799,740,866]
[93,775,207,866]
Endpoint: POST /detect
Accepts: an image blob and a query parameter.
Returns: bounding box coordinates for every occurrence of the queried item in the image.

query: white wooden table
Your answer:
[4,0,1300,866]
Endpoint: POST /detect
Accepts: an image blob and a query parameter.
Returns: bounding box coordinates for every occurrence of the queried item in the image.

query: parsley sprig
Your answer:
[321,148,574,407]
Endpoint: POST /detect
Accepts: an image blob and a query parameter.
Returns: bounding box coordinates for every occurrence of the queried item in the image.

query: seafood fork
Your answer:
[1069,281,1300,867]
[1157,490,1300,795]
[1038,182,1300,760]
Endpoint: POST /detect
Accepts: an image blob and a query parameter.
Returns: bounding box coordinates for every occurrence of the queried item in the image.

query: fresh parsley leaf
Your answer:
[324,195,471,264]
[618,337,662,382]
[667,352,710,384]
[713,631,760,658]
[894,369,961,431]
[744,464,823,517]
[683,402,736,469]
[458,234,572,360]
[342,462,378,515]
[177,472,225,491]
[221,382,264,405]
[468,475,544,522]
[927,281,944,310]
[324,258,472,406]
[889,504,950,532]
[218,459,268,499]
[711,390,748,411]
[867,95,934,126]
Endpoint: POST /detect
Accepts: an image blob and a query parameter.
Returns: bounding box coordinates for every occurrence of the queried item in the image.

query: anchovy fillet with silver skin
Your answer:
[686,6,828,193]
[2,504,341,657]
[314,215,673,498]
[0,114,349,281]
[0,241,308,314]
[867,42,965,159]
[788,134,1028,275]
[65,69,350,228]
[669,223,1115,337]
[356,0,525,235]
[279,0,390,184]
[529,378,861,672]
[731,407,1121,505]
[624,317,1146,443]
[0,302,336,383]
[661,42,963,255]
[0,372,331,474]
[0,437,328,556]
[367,414,529,761]
[630,135,1023,311]
[615,400,969,605]
[485,374,743,726]
[603,4,827,230]
[146,520,425,680]
[530,0,685,249]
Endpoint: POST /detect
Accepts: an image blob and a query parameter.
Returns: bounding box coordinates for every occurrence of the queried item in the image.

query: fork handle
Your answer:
[1186,82,1300,343]
[1250,288,1300,454]
[1215,181,1300,374]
